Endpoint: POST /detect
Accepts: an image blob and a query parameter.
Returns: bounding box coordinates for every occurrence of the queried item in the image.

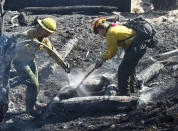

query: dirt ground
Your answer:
[1,6,178,131]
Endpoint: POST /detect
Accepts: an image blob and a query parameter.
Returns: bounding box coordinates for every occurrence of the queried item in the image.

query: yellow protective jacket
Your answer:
[14,29,61,64]
[102,25,136,60]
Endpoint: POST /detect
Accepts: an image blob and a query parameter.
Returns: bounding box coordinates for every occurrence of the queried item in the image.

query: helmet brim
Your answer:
[37,19,54,33]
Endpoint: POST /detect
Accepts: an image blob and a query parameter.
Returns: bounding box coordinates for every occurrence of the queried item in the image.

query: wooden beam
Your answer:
[42,96,138,120]
[58,37,78,61]
[5,0,131,12]
[23,6,118,15]
[140,49,178,65]
[136,62,164,84]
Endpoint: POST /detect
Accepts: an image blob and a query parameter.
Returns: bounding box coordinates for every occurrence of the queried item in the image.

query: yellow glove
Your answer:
[36,45,43,50]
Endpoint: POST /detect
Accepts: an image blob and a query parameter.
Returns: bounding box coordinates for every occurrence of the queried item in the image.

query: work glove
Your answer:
[95,58,105,69]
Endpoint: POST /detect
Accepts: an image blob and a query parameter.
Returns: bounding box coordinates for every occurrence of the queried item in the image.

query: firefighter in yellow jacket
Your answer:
[91,17,147,96]
[13,18,69,114]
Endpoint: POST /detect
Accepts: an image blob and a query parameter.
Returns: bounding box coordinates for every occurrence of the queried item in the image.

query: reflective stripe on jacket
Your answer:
[14,29,61,64]
[102,25,136,60]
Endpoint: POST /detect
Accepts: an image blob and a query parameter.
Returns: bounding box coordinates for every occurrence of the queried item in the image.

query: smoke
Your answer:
[67,69,99,96]
[66,49,124,96]
[138,87,163,106]
[68,71,87,87]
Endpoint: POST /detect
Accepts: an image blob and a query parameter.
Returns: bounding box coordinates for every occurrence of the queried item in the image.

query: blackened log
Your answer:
[58,37,78,61]
[140,49,178,65]
[59,96,138,113]
[42,96,138,120]
[154,49,178,61]
[23,6,118,15]
[5,0,130,12]
[136,62,164,84]
[17,12,27,26]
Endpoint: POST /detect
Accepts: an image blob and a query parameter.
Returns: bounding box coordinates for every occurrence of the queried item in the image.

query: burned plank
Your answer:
[140,49,178,65]
[136,62,164,84]
[58,37,78,61]
[60,96,138,113]
[23,6,118,15]
[136,49,178,86]
[42,96,138,120]
[5,0,131,12]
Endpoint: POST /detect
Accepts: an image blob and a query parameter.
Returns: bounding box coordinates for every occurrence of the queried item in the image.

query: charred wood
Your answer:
[140,49,178,65]
[42,96,138,120]
[5,0,130,12]
[23,6,118,15]
[58,96,138,113]
[58,37,78,62]
[137,50,178,86]
[17,12,27,26]
[136,62,164,84]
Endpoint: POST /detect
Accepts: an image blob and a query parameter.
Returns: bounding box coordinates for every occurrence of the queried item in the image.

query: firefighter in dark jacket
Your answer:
[91,17,147,96]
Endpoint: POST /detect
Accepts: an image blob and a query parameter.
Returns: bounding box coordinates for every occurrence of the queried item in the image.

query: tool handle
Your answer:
[19,39,70,73]
[76,67,95,89]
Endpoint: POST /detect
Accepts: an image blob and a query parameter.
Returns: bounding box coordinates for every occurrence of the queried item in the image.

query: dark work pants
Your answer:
[118,36,146,96]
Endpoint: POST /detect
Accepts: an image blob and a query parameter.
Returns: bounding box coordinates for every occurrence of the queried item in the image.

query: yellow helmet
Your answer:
[91,17,106,34]
[37,18,56,33]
